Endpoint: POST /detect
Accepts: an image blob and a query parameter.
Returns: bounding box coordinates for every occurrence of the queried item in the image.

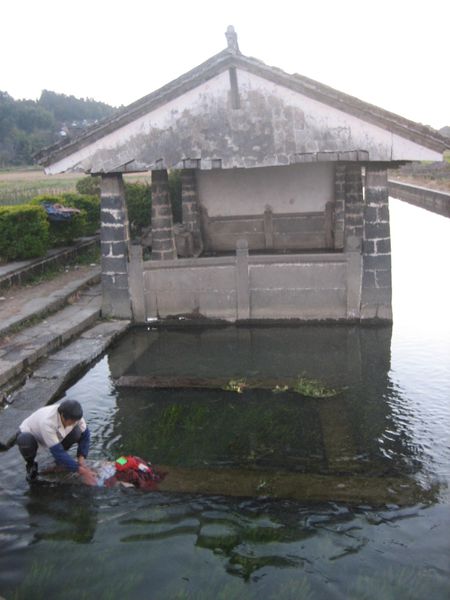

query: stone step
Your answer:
[0,319,130,449]
[0,268,101,338]
[0,285,102,388]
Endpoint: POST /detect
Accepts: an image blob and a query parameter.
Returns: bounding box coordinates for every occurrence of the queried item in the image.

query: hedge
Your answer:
[61,193,100,236]
[31,195,87,246]
[0,204,49,260]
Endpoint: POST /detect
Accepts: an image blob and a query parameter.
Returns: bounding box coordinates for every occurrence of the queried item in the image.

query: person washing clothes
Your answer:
[16,399,97,485]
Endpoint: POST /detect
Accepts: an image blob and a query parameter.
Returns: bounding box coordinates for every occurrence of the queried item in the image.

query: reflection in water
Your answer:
[107,324,435,505]
[1,200,449,599]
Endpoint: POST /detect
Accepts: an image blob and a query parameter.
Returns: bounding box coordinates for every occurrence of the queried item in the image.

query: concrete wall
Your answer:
[140,250,361,322]
[196,163,334,252]
[388,180,450,218]
[196,163,333,217]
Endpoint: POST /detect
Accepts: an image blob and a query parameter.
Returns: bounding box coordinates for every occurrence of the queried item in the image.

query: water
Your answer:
[1,199,449,599]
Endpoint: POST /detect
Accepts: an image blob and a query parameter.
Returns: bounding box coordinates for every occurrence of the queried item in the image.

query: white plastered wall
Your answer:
[196,163,334,217]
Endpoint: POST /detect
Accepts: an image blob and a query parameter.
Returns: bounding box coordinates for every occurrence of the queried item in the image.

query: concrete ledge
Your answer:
[388,180,450,217]
[0,236,99,291]
[143,251,346,271]
[0,319,130,449]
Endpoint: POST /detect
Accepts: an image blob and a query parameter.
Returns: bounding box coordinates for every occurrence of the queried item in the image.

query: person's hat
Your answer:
[58,399,83,421]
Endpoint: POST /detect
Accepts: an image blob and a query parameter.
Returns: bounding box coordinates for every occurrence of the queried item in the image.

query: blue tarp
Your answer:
[42,202,79,222]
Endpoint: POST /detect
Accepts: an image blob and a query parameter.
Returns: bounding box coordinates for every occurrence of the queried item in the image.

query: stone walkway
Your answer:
[0,254,130,450]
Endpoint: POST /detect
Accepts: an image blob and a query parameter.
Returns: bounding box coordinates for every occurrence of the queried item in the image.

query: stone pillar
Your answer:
[128,244,146,323]
[235,239,250,320]
[334,165,346,249]
[100,173,132,319]
[361,165,392,321]
[344,164,364,250]
[181,169,203,255]
[151,169,177,260]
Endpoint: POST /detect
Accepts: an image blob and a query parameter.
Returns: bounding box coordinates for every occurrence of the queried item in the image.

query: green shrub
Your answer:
[61,193,100,235]
[124,182,152,237]
[76,176,101,196]
[31,195,87,246]
[0,204,49,260]
[123,172,182,237]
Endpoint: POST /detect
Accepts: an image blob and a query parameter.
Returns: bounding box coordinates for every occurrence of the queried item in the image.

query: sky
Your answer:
[1,0,449,130]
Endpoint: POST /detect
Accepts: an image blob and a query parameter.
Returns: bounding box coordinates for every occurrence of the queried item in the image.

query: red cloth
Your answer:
[105,456,167,490]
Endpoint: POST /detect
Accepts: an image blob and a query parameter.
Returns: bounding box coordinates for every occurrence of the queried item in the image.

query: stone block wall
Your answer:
[100,174,132,319]
[344,164,364,246]
[361,166,392,320]
[181,169,202,254]
[334,165,345,249]
[151,169,177,260]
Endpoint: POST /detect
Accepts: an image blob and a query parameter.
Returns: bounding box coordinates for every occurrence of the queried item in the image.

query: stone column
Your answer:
[181,169,203,255]
[100,173,132,319]
[361,165,392,321]
[151,169,177,260]
[334,165,346,249]
[344,164,364,250]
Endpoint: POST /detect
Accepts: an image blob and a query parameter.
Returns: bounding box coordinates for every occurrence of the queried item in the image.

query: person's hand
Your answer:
[77,456,85,467]
[78,464,97,486]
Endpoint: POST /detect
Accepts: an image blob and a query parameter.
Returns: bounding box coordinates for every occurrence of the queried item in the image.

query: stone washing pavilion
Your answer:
[38,27,449,323]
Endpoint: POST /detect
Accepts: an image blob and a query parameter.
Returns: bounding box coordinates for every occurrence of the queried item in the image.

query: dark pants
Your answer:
[17,426,82,464]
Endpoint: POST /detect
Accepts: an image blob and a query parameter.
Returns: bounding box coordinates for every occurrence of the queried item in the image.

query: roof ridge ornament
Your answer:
[225,25,240,54]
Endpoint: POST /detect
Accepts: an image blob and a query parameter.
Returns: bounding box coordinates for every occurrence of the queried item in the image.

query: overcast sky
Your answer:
[1,0,448,130]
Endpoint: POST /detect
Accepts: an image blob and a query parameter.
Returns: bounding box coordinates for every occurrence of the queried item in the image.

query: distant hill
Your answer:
[0,90,116,167]
[439,126,450,140]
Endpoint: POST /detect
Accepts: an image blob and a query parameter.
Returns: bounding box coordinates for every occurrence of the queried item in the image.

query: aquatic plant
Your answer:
[223,379,247,393]
[272,384,289,393]
[291,376,339,398]
[220,375,338,397]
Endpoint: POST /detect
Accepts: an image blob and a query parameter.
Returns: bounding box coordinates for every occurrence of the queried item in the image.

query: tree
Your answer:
[0,90,116,166]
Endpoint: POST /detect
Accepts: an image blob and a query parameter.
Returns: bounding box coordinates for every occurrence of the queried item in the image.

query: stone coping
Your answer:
[142,251,348,270]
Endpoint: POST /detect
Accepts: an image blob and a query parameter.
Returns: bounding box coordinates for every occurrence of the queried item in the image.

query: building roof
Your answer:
[37,26,448,172]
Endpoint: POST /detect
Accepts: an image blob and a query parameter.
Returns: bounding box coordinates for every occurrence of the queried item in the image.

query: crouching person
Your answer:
[17,399,97,486]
